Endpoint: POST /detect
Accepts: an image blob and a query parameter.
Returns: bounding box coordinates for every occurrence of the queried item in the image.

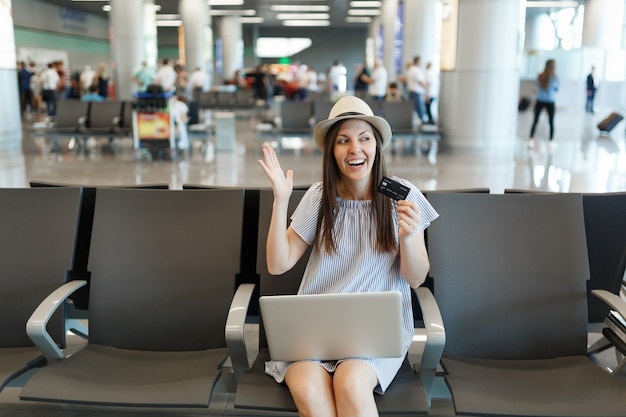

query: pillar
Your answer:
[582,0,624,49]
[110,0,148,100]
[439,0,521,150]
[179,0,212,88]
[381,0,399,82]
[218,16,243,85]
[0,0,21,150]
[143,0,158,69]
[403,0,442,77]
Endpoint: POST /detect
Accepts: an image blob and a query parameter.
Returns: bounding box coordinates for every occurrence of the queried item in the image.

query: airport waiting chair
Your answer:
[112,100,134,138]
[78,100,125,153]
[45,100,90,152]
[582,192,626,324]
[233,189,445,414]
[0,187,83,392]
[235,88,255,110]
[426,192,626,417]
[218,91,237,110]
[199,91,219,110]
[20,188,253,408]
[273,100,314,153]
[503,190,626,325]
[312,99,334,124]
[381,101,417,154]
[80,100,124,136]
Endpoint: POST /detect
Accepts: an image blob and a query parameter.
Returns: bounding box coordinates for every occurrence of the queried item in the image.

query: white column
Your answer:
[582,0,624,49]
[143,0,158,69]
[218,16,243,85]
[110,0,147,100]
[381,0,399,82]
[179,0,212,88]
[403,0,442,76]
[0,0,21,150]
[524,13,555,51]
[368,16,382,70]
[439,0,521,150]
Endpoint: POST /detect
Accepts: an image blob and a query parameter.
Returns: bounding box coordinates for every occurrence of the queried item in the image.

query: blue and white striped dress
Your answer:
[265,178,439,394]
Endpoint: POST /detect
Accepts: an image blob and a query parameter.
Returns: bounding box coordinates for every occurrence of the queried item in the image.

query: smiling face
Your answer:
[332,118,378,187]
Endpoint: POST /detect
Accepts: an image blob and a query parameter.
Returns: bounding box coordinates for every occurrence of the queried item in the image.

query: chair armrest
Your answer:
[593,289,626,319]
[225,283,256,383]
[413,286,446,406]
[26,280,88,361]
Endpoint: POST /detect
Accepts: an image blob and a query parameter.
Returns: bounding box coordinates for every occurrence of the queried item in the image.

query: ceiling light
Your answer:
[241,17,264,23]
[276,13,330,20]
[525,1,580,7]
[210,9,256,15]
[271,5,330,12]
[346,16,372,23]
[350,1,382,7]
[257,37,312,57]
[208,0,244,5]
[282,20,331,26]
[156,20,183,27]
[348,9,381,16]
[156,14,181,20]
[102,5,111,12]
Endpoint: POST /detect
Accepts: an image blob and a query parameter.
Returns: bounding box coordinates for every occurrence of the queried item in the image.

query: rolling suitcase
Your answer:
[597,112,624,133]
[518,96,532,112]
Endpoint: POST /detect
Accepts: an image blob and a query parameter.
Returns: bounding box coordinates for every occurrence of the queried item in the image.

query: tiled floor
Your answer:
[2,104,625,193]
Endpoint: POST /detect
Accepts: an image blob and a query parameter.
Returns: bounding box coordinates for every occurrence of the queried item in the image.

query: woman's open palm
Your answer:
[258,144,293,202]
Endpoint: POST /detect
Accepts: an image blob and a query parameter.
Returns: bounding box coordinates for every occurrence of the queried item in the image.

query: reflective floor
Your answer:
[2,105,625,194]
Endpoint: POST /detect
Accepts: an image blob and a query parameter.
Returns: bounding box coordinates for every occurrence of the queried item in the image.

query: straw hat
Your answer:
[313,96,392,150]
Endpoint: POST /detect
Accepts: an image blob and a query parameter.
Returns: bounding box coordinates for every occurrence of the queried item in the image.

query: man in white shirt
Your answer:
[188,66,208,102]
[405,56,428,122]
[40,63,60,116]
[328,60,347,94]
[155,58,177,92]
[367,60,388,103]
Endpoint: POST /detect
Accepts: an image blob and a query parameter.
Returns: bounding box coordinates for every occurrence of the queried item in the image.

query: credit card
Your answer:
[377,177,410,201]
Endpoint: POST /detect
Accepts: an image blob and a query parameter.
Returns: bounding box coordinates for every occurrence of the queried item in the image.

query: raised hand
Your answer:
[258,144,293,203]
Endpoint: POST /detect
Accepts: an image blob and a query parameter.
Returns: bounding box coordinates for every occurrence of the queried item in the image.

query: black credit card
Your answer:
[378,177,410,201]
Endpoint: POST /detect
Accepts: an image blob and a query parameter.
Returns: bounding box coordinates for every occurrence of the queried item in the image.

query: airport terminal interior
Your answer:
[2,0,626,416]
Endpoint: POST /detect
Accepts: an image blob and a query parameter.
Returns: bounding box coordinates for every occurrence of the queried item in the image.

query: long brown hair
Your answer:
[538,59,556,90]
[315,119,396,255]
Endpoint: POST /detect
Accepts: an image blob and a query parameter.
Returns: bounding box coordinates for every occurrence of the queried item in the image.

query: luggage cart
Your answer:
[132,89,176,160]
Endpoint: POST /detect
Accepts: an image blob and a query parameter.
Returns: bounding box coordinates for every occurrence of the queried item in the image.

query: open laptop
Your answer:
[259,291,405,362]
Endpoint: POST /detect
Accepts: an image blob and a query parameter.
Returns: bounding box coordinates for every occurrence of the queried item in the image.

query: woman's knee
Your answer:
[333,361,378,406]
[285,362,335,416]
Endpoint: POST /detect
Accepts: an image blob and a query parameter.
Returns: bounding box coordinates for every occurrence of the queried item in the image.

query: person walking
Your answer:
[404,56,428,123]
[586,66,597,114]
[529,59,559,150]
[424,62,439,124]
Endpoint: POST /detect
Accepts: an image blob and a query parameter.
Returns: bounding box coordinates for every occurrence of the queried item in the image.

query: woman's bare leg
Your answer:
[333,360,379,417]
[285,361,337,417]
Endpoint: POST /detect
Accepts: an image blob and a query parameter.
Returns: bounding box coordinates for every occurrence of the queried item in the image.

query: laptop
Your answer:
[259,291,405,362]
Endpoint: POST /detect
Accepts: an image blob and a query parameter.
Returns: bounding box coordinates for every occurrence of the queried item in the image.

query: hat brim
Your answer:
[313,114,392,150]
